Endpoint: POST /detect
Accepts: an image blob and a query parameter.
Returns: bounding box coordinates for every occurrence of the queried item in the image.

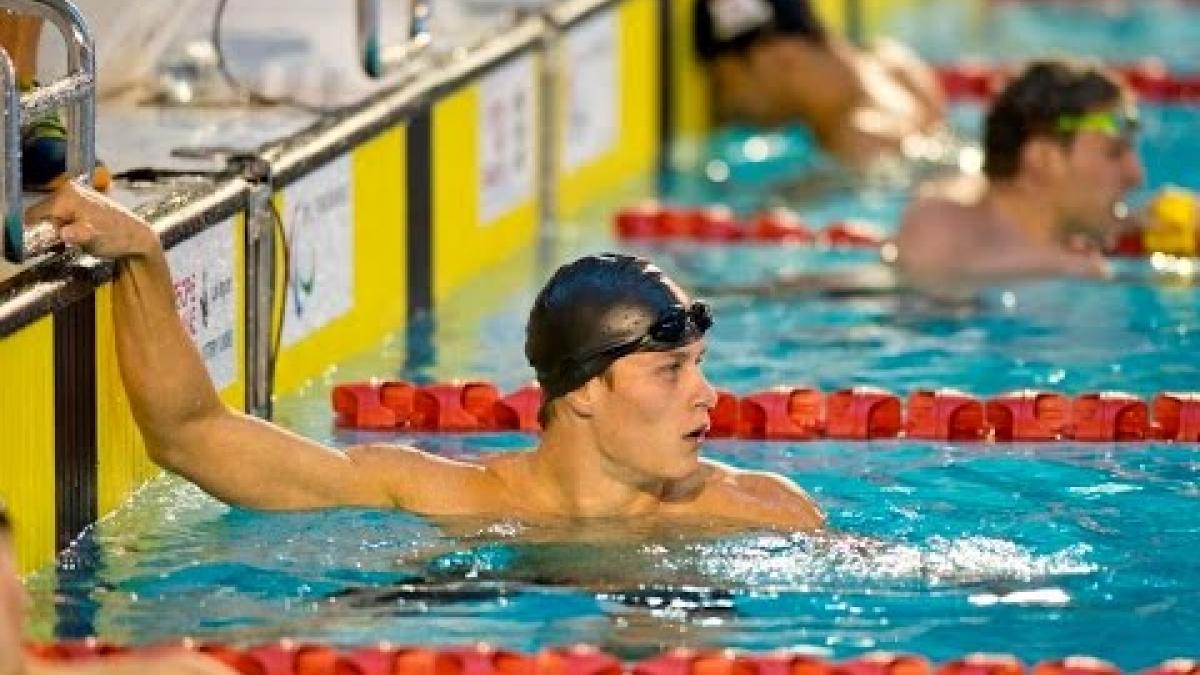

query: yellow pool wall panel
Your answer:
[670,0,710,142]
[0,318,56,573]
[273,127,408,396]
[432,54,541,304]
[556,0,660,220]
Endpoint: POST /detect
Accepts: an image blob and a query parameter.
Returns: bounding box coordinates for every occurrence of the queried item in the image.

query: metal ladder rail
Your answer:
[356,0,432,80]
[1,0,95,263]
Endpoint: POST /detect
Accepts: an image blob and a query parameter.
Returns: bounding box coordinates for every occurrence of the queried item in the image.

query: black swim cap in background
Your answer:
[526,253,713,401]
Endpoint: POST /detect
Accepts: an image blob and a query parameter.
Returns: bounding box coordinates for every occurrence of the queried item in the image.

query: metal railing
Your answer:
[356,0,432,80]
[1,0,95,263]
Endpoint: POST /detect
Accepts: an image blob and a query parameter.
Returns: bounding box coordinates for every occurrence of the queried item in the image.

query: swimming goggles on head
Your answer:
[578,300,714,364]
[1055,108,1140,143]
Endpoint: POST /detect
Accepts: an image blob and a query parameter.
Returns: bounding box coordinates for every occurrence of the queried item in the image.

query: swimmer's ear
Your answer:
[562,380,598,419]
[1023,137,1068,177]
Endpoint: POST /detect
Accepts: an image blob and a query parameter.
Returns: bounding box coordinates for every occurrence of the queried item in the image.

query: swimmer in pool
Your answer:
[701,59,1150,301]
[0,504,234,674]
[893,59,1143,295]
[24,186,824,531]
[693,0,946,166]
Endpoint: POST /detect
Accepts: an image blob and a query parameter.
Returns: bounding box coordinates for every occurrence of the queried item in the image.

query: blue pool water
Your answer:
[31,442,1200,666]
[885,0,1200,72]
[27,100,1200,671]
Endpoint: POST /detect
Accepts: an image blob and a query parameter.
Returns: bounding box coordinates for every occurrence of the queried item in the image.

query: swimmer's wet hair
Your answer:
[984,59,1125,179]
[0,503,9,535]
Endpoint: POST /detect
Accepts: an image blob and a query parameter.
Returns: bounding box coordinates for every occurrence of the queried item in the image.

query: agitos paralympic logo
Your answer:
[288,199,319,318]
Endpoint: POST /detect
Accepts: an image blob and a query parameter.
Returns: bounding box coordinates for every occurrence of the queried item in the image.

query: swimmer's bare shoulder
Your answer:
[666,459,826,530]
[897,174,988,278]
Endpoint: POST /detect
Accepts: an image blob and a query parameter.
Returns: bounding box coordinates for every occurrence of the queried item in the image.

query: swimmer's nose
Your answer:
[1124,148,1145,191]
[695,372,719,411]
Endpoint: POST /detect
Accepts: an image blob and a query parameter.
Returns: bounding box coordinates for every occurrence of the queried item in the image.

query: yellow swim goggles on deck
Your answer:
[1055,108,1140,143]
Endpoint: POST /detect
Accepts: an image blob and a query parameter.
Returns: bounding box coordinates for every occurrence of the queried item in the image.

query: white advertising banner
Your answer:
[479,54,536,224]
[562,9,619,172]
[166,218,238,390]
[281,155,355,347]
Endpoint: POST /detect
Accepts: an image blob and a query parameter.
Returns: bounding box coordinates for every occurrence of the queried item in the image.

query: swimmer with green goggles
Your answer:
[1056,107,1140,142]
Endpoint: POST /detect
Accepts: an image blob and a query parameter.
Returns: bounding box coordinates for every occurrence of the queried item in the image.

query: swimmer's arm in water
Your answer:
[27,184,482,513]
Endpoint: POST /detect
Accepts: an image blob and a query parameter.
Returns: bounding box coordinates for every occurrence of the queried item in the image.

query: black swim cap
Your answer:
[526,253,713,402]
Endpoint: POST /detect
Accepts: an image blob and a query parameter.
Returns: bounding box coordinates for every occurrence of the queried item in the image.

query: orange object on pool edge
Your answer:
[737,387,824,440]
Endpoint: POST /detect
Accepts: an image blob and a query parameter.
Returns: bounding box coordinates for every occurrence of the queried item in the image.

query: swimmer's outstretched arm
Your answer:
[26,184,468,512]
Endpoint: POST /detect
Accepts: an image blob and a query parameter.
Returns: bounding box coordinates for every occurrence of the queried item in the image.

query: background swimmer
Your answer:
[895,59,1142,293]
[693,0,946,166]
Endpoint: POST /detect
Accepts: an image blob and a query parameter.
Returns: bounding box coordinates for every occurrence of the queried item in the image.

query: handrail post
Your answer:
[0,0,96,263]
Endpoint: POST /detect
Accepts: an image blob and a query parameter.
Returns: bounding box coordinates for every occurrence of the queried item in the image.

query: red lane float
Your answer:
[986,390,1070,442]
[333,382,400,429]
[937,654,1025,675]
[26,643,1199,675]
[615,200,1196,259]
[1153,393,1200,442]
[935,61,1200,103]
[826,387,903,440]
[738,387,824,440]
[538,645,623,675]
[493,385,544,432]
[1071,392,1149,442]
[1033,656,1122,675]
[1140,660,1200,675]
[613,204,884,249]
[710,389,742,438]
[331,379,1200,443]
[332,381,530,432]
[823,221,888,249]
[748,208,816,244]
[906,389,988,441]
[414,382,501,432]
